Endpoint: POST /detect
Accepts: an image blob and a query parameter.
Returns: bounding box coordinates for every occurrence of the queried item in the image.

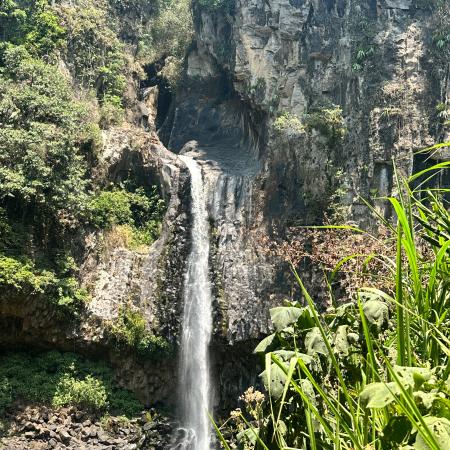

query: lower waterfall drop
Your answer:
[177,154,214,450]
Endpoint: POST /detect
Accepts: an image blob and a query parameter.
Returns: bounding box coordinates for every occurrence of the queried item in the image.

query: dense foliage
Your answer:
[217,157,450,449]
[109,306,174,359]
[0,0,170,313]
[0,351,142,417]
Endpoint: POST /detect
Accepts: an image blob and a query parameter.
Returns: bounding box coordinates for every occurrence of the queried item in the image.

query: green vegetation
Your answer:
[351,45,375,72]
[109,306,173,359]
[216,155,450,449]
[0,351,142,416]
[350,18,377,72]
[428,0,450,84]
[273,112,305,135]
[0,45,95,222]
[0,0,170,313]
[273,107,346,144]
[305,105,347,144]
[197,0,233,12]
[89,186,165,249]
[137,0,193,89]
[0,255,88,310]
[0,0,65,58]
[56,1,126,103]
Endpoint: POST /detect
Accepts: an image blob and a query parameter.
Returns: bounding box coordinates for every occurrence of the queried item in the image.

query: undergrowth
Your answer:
[0,351,143,417]
[215,147,450,449]
[109,306,174,360]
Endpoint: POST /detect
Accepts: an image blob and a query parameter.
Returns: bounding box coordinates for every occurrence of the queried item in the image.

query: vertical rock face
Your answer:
[161,0,449,348]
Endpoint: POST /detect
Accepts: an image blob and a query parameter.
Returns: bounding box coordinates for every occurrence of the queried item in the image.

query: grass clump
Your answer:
[0,351,143,417]
[215,156,450,449]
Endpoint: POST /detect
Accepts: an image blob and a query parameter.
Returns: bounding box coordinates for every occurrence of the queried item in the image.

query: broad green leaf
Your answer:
[363,299,389,332]
[414,416,450,450]
[237,427,260,445]
[270,306,303,331]
[260,359,289,400]
[254,333,276,354]
[305,327,327,356]
[333,325,350,357]
[360,382,399,408]
[394,366,434,389]
[414,391,440,410]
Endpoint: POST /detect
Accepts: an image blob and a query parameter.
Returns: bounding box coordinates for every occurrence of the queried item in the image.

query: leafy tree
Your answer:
[0,45,94,225]
[55,2,126,100]
[0,0,65,58]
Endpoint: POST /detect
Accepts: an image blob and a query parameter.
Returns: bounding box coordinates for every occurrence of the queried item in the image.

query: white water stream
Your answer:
[176,155,214,450]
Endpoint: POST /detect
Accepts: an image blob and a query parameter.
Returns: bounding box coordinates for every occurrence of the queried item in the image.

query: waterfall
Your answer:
[176,155,214,450]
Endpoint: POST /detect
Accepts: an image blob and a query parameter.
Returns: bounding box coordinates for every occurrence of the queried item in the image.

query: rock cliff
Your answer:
[1,0,448,416]
[164,0,449,344]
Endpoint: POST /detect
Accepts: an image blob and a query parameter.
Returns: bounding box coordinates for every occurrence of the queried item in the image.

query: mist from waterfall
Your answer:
[176,155,214,450]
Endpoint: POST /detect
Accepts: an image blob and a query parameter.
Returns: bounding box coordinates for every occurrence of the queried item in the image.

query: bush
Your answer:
[137,0,193,89]
[88,190,134,229]
[0,256,53,293]
[89,187,165,247]
[53,375,108,412]
[0,351,143,417]
[99,95,124,129]
[305,105,347,144]
[55,1,126,100]
[110,306,173,359]
[0,0,66,58]
[0,254,89,312]
[0,45,94,222]
[273,112,305,135]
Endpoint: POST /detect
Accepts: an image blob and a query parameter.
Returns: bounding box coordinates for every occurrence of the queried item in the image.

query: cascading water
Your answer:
[176,154,214,450]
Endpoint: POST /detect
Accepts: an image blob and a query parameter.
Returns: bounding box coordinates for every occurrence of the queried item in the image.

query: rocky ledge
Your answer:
[0,406,172,450]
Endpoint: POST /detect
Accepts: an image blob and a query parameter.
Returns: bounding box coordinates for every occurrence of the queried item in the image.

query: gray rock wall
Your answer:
[165,0,449,344]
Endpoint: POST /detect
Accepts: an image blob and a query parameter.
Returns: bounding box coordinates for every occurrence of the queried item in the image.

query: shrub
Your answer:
[0,256,53,293]
[110,306,173,359]
[0,0,66,58]
[55,2,126,100]
[137,0,193,89]
[0,45,94,222]
[0,254,89,312]
[88,190,134,229]
[99,95,124,129]
[89,186,165,247]
[305,105,347,144]
[53,374,108,412]
[0,351,143,417]
[273,112,305,135]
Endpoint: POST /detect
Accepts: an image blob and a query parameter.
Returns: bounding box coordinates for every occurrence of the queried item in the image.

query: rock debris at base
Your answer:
[0,406,172,450]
